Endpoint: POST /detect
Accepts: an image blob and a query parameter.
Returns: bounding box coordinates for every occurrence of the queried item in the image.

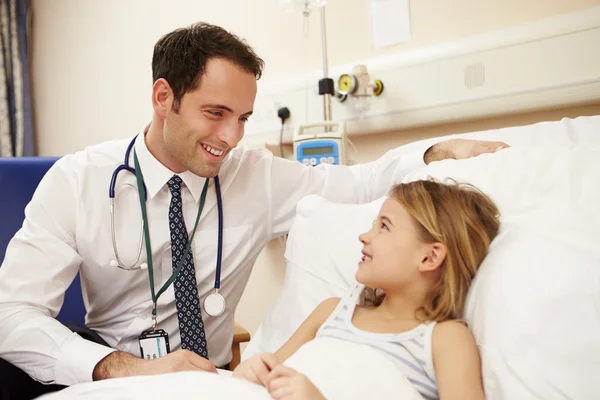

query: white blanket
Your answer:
[39,370,269,400]
[285,337,425,400]
[39,338,423,399]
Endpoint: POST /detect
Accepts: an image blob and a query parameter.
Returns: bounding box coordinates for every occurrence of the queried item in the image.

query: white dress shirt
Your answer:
[0,130,430,386]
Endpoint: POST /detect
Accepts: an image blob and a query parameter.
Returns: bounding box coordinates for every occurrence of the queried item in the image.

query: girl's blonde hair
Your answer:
[369,179,501,322]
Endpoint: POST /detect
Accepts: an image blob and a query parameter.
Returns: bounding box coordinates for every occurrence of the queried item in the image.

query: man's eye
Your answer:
[208,111,223,117]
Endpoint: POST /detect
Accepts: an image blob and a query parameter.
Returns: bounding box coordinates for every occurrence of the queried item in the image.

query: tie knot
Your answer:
[167,175,183,195]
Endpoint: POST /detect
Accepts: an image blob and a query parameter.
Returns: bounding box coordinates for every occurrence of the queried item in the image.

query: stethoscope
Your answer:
[108,135,226,318]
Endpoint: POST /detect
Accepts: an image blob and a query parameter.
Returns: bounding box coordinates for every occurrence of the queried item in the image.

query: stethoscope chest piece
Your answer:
[203,290,226,317]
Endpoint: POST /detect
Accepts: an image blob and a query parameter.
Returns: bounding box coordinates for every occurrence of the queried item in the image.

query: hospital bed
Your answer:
[16,115,600,399]
[243,114,600,399]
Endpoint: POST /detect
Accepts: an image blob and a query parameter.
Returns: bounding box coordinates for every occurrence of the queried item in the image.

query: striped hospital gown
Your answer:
[316,284,439,400]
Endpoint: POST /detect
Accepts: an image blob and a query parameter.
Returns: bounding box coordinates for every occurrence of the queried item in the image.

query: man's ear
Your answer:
[418,242,446,272]
[152,78,174,119]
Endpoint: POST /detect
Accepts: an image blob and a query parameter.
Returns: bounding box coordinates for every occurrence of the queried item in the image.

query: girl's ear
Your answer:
[418,242,446,272]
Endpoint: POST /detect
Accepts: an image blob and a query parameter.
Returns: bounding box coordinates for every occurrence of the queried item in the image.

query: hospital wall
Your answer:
[30,0,600,349]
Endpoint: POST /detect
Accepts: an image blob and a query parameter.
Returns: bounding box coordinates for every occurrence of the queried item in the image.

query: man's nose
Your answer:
[218,120,243,148]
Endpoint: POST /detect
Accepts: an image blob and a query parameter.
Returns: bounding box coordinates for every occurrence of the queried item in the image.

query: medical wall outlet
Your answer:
[293,121,347,166]
[337,64,384,113]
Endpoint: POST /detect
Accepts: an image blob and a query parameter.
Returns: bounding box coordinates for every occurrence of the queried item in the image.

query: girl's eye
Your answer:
[381,223,390,231]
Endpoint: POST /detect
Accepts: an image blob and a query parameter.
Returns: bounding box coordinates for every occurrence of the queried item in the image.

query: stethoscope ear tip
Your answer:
[109,260,119,268]
[140,263,148,270]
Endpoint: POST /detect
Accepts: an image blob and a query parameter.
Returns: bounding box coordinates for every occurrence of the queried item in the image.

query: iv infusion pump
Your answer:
[293,121,347,166]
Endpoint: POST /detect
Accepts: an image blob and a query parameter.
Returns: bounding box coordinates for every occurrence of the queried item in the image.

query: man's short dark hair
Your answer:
[152,22,264,112]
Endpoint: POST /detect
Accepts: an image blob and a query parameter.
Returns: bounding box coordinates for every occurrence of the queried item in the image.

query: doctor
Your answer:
[0,22,507,399]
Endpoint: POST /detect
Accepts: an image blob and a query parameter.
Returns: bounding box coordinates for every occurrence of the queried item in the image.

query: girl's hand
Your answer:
[266,365,326,400]
[232,353,279,387]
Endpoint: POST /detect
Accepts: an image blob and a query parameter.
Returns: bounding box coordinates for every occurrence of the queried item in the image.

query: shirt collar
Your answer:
[133,127,208,203]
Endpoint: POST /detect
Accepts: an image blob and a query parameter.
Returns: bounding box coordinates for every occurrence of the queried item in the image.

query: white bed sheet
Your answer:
[38,370,268,400]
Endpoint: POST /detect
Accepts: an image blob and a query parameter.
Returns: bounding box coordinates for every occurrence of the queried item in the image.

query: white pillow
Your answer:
[462,223,600,400]
[246,144,600,399]
[243,196,385,357]
[404,147,600,399]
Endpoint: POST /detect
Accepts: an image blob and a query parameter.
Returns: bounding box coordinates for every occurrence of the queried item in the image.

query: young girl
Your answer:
[234,179,500,400]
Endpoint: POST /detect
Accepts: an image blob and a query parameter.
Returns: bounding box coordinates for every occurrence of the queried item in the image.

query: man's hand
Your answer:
[424,139,510,165]
[266,365,326,400]
[92,349,217,380]
[232,353,279,386]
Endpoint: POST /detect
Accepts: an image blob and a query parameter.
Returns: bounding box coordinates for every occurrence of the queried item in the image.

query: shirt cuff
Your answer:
[399,148,427,177]
[55,332,116,385]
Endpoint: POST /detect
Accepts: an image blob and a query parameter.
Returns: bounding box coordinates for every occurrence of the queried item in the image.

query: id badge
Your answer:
[139,329,170,360]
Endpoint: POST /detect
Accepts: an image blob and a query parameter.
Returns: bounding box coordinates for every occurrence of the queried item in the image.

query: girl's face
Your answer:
[356,198,431,292]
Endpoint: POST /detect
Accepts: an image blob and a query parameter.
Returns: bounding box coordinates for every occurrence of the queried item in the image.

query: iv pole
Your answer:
[296,1,358,164]
[319,6,333,122]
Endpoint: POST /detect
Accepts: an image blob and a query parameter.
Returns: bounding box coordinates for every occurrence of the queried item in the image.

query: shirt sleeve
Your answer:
[269,139,440,237]
[0,158,115,385]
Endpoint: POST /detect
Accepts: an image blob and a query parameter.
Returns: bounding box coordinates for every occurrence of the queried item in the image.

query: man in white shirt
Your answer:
[0,22,507,399]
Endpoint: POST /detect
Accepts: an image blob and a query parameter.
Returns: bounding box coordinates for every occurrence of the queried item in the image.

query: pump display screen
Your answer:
[302,146,334,155]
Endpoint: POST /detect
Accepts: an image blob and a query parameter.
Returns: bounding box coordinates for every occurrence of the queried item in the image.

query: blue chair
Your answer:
[0,157,86,326]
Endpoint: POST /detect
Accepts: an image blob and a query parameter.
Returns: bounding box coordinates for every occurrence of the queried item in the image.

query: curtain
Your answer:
[0,0,34,157]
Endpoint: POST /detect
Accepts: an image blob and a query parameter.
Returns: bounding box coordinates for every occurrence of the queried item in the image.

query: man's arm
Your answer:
[93,351,139,380]
[0,158,115,385]
[268,138,508,237]
[0,157,218,385]
[424,139,509,165]
[92,349,217,380]
[424,141,453,164]
[432,321,486,400]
